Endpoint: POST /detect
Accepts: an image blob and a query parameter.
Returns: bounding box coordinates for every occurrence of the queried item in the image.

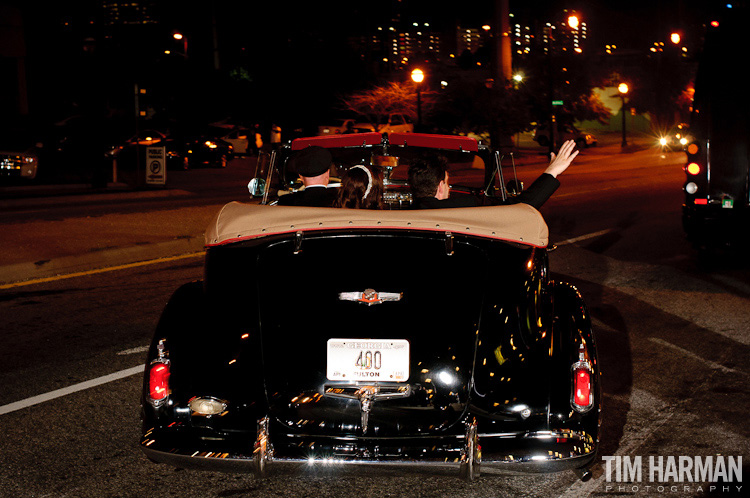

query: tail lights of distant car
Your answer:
[684,142,708,203]
[148,361,171,407]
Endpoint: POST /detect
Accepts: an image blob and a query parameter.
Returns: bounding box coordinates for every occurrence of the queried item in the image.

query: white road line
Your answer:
[554,229,613,247]
[0,365,142,416]
[117,345,149,356]
[648,337,748,377]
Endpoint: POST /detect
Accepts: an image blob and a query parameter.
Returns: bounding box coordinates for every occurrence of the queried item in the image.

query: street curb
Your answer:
[0,235,206,286]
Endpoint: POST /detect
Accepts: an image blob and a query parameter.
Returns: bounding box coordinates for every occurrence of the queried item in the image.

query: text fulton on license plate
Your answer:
[327,339,409,382]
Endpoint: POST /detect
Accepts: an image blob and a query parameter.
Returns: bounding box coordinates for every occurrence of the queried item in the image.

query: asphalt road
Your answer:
[0,139,748,497]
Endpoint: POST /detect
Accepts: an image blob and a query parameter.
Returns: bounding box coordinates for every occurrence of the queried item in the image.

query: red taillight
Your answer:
[694,198,708,205]
[686,163,701,175]
[572,366,593,412]
[149,362,170,401]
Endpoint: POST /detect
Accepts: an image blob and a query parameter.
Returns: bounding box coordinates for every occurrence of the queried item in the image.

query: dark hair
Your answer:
[407,153,449,198]
[334,166,383,209]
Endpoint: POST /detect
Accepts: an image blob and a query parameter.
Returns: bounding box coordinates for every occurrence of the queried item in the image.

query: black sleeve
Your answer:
[507,173,560,209]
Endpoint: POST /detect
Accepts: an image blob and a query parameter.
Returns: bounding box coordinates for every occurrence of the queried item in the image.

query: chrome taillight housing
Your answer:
[571,363,593,412]
[571,343,594,413]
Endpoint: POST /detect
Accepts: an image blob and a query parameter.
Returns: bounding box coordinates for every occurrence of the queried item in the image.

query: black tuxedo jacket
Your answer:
[277,186,338,207]
[413,173,560,210]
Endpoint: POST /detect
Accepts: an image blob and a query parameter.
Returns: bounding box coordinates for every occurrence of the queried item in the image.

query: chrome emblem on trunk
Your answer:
[338,288,403,306]
[324,384,412,434]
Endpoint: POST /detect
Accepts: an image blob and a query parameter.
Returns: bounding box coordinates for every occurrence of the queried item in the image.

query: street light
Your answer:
[172,31,188,59]
[618,83,629,147]
[411,68,425,129]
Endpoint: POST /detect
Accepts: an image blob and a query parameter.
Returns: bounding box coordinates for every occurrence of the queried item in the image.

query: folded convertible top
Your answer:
[205,202,549,248]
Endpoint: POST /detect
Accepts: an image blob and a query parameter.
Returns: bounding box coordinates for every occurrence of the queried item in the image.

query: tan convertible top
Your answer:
[205,202,549,248]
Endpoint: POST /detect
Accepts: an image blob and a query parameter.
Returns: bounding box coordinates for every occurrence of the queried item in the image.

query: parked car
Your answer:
[140,132,601,481]
[352,113,414,135]
[220,128,251,155]
[0,144,39,182]
[108,129,185,171]
[317,118,357,136]
[534,125,597,148]
[180,135,233,168]
[109,129,233,170]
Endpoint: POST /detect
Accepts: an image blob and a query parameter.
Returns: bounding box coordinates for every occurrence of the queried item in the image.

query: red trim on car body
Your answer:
[291,132,383,150]
[205,225,548,249]
[290,132,479,152]
[389,133,479,152]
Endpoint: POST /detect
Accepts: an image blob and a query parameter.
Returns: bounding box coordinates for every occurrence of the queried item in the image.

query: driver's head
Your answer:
[408,153,450,199]
[289,145,332,186]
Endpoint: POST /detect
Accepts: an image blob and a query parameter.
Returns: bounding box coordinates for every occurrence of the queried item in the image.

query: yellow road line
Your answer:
[0,251,205,290]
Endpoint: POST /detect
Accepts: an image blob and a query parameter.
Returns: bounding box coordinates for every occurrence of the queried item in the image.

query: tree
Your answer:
[429,72,530,141]
[340,81,430,132]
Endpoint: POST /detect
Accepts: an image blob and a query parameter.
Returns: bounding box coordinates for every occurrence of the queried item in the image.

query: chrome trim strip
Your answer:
[338,289,403,306]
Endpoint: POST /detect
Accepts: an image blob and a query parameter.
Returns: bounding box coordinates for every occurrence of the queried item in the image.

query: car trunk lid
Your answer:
[256,233,491,437]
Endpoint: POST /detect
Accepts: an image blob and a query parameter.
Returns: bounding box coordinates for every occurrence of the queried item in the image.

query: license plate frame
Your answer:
[326,339,410,382]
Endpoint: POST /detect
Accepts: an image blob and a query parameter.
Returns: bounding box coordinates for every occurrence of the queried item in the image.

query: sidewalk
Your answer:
[0,187,220,286]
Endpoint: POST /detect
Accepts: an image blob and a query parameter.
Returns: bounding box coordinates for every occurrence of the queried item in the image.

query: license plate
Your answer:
[327,339,409,382]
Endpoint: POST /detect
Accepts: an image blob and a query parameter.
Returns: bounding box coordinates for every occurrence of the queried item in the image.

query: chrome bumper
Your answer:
[141,426,596,478]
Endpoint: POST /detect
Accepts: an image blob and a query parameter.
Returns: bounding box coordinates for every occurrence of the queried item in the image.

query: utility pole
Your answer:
[493,0,512,83]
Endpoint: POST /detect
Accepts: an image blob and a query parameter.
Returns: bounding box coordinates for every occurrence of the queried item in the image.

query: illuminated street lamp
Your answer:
[567,14,580,29]
[411,68,425,128]
[172,31,188,59]
[618,83,629,147]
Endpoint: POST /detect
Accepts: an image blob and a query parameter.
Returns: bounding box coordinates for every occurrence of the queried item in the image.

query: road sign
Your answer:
[146,146,166,185]
[552,100,564,106]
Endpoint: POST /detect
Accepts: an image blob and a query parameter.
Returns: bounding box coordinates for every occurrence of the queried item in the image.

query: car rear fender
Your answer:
[142,280,268,426]
[548,281,601,436]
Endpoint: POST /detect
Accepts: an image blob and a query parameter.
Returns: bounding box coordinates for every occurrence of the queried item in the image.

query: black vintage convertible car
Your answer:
[140,133,600,481]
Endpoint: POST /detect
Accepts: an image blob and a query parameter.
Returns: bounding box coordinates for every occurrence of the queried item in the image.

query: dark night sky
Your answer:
[3,0,739,129]
[11,0,726,56]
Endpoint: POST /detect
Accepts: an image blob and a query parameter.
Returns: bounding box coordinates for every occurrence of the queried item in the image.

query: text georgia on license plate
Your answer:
[327,339,409,382]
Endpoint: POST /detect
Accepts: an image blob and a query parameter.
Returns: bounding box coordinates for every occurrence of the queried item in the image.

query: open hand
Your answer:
[544,140,579,178]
